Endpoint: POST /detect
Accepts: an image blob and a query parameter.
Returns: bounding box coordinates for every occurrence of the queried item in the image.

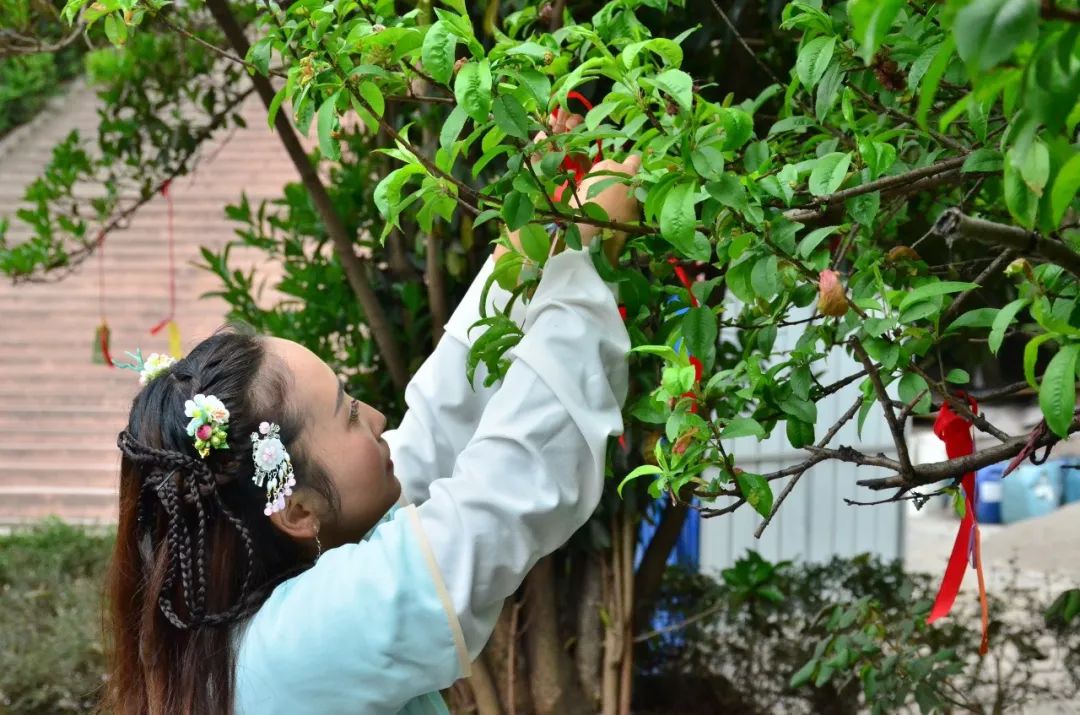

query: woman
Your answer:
[103,135,641,713]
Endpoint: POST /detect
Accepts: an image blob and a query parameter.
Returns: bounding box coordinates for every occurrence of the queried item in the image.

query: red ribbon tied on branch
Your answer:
[550,91,603,203]
[927,394,990,655]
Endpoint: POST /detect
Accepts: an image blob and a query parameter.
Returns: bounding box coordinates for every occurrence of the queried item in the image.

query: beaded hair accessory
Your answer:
[251,421,296,516]
[184,394,230,458]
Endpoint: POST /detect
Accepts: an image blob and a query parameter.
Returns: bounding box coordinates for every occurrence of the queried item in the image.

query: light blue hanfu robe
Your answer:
[232,249,630,714]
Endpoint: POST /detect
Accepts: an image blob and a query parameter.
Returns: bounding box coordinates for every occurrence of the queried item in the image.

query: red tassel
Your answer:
[667,257,699,307]
[926,394,990,655]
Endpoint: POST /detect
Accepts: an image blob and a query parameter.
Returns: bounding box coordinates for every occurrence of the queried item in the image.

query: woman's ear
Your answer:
[268,487,324,540]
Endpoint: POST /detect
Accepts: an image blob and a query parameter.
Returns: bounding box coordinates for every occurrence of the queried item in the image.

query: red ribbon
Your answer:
[551,91,603,203]
[96,230,113,367]
[927,394,989,655]
[667,257,700,307]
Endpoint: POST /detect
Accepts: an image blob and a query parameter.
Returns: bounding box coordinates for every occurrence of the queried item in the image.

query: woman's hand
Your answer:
[570,155,642,255]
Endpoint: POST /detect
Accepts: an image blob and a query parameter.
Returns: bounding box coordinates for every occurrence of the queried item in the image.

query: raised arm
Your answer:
[382,255,525,504]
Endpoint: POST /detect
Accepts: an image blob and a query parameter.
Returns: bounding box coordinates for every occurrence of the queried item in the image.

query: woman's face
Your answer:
[265,338,401,546]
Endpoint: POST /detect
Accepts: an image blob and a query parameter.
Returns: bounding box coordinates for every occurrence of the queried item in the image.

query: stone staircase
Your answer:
[0,81,299,524]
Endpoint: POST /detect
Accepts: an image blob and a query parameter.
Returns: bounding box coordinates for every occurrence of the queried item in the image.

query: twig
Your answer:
[940,248,1020,325]
[848,84,966,152]
[693,497,746,518]
[633,600,728,643]
[849,337,914,478]
[386,94,455,105]
[157,16,286,78]
[909,364,1011,442]
[754,395,862,538]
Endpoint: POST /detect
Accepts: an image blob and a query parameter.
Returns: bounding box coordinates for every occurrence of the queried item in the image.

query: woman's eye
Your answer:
[349,399,360,425]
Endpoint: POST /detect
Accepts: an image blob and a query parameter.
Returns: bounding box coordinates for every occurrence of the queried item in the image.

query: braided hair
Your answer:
[104,327,341,715]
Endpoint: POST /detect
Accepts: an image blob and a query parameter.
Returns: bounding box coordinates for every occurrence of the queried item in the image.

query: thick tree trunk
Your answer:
[523,557,589,715]
[574,554,604,710]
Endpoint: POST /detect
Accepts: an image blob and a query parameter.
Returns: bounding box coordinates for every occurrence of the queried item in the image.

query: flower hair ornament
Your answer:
[184,394,230,458]
[251,421,297,516]
[115,348,178,385]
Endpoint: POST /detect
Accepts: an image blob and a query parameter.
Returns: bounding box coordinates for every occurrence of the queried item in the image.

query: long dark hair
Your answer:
[103,327,339,715]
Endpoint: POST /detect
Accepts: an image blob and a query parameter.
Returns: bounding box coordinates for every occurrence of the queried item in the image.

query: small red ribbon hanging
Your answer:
[95,229,113,367]
[667,257,700,307]
[551,91,603,203]
[927,394,990,655]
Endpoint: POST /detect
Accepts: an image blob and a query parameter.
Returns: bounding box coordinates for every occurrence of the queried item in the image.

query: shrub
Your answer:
[0,519,113,714]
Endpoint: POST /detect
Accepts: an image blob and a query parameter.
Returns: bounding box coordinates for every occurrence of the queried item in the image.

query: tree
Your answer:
[3,0,1080,712]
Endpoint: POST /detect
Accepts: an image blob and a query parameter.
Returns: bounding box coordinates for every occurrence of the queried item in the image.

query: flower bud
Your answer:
[886,245,921,263]
[817,269,848,317]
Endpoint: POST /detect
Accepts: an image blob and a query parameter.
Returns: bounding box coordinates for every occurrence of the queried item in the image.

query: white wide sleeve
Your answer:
[383,256,526,504]
[416,248,630,658]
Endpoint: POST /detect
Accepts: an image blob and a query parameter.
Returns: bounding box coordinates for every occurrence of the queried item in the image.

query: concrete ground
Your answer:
[906,500,1080,713]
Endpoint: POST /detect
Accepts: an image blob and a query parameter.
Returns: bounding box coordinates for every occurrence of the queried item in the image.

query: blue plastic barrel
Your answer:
[1001,461,1065,524]
[975,463,1006,524]
[1063,459,1080,504]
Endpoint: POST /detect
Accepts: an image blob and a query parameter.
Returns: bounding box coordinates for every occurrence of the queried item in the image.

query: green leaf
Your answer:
[899,373,930,413]
[751,255,779,299]
[815,62,844,121]
[104,13,127,46]
[682,307,718,368]
[652,68,694,110]
[1050,152,1080,227]
[440,104,468,152]
[798,226,840,257]
[518,224,550,263]
[898,281,979,312]
[422,21,457,85]
[990,299,1027,354]
[455,60,492,123]
[1040,344,1079,438]
[736,472,774,518]
[1005,157,1038,229]
[786,419,815,448]
[493,94,529,140]
[706,174,747,211]
[954,0,1039,73]
[796,36,837,89]
[849,0,903,64]
[946,369,971,384]
[917,37,955,129]
[721,417,766,440]
[317,91,340,161]
[1011,140,1050,196]
[501,191,534,231]
[618,464,664,497]
[1024,333,1055,388]
[808,152,852,197]
[945,307,999,333]
[267,86,287,128]
[249,37,271,76]
[356,81,384,133]
[962,148,1003,173]
[660,182,697,253]
[790,659,818,689]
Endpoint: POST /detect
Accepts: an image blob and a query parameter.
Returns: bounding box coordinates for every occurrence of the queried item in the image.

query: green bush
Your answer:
[0,519,113,715]
[636,553,1080,714]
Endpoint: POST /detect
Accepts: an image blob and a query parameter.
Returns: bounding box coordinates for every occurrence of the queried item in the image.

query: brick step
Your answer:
[0,427,128,443]
[1,441,121,460]
[0,413,127,432]
[0,390,132,406]
[1,462,120,484]
[0,488,118,525]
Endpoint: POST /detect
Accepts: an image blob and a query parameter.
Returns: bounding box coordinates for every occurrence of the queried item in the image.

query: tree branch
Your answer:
[934,208,1080,278]
[210,0,409,390]
[909,364,1011,443]
[858,418,1080,490]
[784,156,970,222]
[847,84,967,152]
[849,337,914,477]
